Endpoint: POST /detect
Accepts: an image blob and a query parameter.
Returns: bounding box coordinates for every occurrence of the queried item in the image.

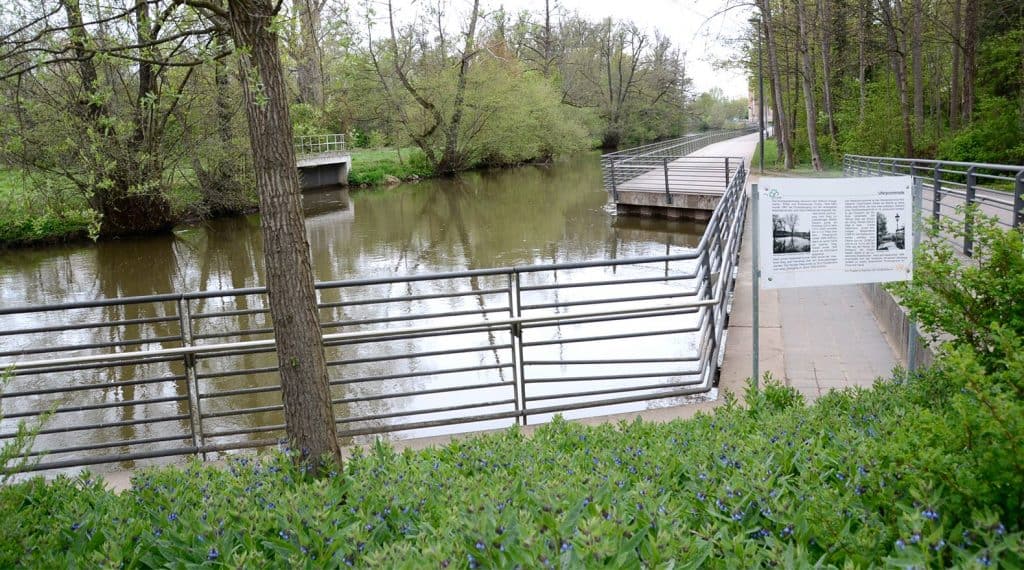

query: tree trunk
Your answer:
[226,0,342,467]
[295,0,325,108]
[858,0,870,122]
[61,0,104,120]
[961,0,978,124]
[949,0,962,130]
[758,0,795,169]
[818,0,837,142]
[911,0,924,132]
[439,0,480,174]
[881,0,914,156]
[795,0,823,170]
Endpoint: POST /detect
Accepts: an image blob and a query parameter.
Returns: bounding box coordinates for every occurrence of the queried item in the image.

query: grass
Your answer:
[0,169,92,246]
[348,147,434,186]
[752,139,845,177]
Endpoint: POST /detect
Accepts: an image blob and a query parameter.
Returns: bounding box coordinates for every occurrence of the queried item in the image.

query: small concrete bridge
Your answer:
[295,133,350,189]
[602,129,756,220]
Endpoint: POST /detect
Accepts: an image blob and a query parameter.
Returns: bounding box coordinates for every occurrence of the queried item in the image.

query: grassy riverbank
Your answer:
[0,147,520,247]
[0,170,92,246]
[347,147,434,186]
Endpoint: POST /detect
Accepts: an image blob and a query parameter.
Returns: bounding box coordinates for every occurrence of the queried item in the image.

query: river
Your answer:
[0,153,712,472]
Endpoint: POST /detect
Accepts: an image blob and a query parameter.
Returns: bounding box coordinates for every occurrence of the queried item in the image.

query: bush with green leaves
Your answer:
[890,209,1024,368]
[2,368,1022,567]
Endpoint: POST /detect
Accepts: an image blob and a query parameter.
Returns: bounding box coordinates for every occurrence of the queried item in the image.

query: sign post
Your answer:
[751,184,760,387]
[751,176,915,382]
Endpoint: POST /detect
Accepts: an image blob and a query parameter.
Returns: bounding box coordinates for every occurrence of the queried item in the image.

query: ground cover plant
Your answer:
[1,366,1021,568]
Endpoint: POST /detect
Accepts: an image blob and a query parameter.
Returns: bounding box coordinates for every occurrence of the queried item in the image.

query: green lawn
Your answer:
[348,147,433,186]
[0,169,92,246]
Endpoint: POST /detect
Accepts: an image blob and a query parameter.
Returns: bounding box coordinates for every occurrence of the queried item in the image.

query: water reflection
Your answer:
[0,153,711,471]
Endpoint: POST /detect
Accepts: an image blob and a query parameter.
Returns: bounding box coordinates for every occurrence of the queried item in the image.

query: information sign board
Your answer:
[756,176,913,289]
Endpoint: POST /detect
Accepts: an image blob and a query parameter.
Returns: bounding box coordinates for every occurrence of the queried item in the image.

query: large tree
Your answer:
[216,0,342,466]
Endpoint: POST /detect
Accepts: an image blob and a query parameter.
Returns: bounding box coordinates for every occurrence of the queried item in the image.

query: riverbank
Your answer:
[0,147,587,248]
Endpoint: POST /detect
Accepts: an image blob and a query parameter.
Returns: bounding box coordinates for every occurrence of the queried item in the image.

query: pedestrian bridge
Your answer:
[295,133,350,189]
[602,129,756,220]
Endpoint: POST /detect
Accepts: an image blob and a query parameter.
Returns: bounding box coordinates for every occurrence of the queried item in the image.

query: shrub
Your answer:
[2,370,1022,567]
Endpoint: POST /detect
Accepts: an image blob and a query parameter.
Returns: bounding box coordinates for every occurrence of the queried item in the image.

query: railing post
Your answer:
[510,271,527,426]
[177,297,206,460]
[663,157,672,204]
[609,161,619,202]
[1014,171,1024,228]
[724,157,731,187]
[702,245,718,386]
[932,164,942,222]
[964,166,976,257]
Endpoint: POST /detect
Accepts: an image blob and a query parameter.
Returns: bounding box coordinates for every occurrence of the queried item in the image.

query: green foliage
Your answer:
[1,372,45,482]
[3,363,1023,566]
[890,210,1024,364]
[835,79,908,158]
[889,212,1024,519]
[937,97,1024,165]
[691,89,750,131]
[347,148,433,186]
[0,170,94,246]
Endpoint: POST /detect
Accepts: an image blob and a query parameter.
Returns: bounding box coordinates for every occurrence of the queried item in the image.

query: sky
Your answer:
[368,0,754,100]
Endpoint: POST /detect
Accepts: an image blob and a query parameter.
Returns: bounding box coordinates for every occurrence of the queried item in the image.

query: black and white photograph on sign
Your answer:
[876,211,906,250]
[772,213,811,254]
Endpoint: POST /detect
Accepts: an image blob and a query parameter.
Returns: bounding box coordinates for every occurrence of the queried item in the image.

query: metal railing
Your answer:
[844,155,1024,256]
[294,133,346,159]
[602,128,756,201]
[1,165,748,474]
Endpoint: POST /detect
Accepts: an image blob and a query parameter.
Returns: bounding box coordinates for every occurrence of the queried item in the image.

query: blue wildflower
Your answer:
[208,548,219,560]
[475,540,485,551]
[895,539,906,550]
[696,491,707,501]
[977,552,992,566]
[153,527,162,537]
[909,532,921,544]
[731,511,744,522]
[560,541,572,553]
[922,508,939,521]
[781,525,794,538]
[71,522,82,531]
[930,539,945,552]
[167,513,178,522]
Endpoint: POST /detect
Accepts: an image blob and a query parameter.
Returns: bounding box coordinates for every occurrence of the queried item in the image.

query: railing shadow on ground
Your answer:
[0,167,747,474]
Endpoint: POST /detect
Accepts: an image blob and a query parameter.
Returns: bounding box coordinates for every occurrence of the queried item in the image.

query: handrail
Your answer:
[0,157,748,473]
[843,154,1024,255]
[294,133,346,158]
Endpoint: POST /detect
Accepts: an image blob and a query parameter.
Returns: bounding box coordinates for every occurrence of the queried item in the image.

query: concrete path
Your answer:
[719,179,899,400]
